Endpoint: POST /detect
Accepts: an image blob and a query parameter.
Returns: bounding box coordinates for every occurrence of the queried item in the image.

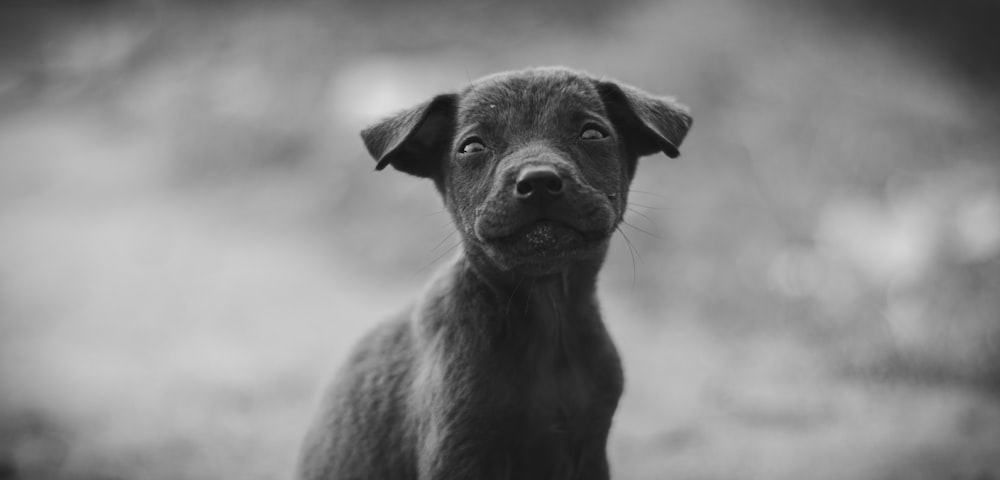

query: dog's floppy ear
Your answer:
[595,80,692,159]
[360,93,458,178]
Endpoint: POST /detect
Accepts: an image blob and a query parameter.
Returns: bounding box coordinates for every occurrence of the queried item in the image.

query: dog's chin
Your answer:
[478,220,611,275]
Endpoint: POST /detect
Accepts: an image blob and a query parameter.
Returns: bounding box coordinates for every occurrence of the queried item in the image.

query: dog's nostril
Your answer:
[545,177,563,194]
[516,181,534,196]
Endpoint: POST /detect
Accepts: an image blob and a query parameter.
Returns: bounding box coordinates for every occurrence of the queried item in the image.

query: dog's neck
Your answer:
[420,247,608,355]
[465,245,603,306]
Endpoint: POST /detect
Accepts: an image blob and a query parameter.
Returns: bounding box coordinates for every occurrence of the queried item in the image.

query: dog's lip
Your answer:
[475,218,612,271]
[483,218,608,243]
[514,219,576,236]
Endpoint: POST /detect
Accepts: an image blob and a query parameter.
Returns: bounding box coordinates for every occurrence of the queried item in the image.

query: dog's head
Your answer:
[361,67,692,276]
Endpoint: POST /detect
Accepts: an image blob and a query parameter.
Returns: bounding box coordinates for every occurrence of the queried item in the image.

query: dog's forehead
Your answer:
[457,69,605,127]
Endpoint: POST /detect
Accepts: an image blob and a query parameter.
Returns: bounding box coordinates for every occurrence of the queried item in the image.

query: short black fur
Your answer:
[298,67,692,480]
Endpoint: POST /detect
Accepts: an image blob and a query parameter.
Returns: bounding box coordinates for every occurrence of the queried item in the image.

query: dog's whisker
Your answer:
[421,209,449,217]
[505,276,527,317]
[627,201,674,211]
[428,229,459,254]
[616,226,639,288]
[523,277,537,317]
[416,240,462,275]
[624,206,657,227]
[629,189,670,200]
[616,226,643,261]
[434,220,459,231]
[621,219,662,240]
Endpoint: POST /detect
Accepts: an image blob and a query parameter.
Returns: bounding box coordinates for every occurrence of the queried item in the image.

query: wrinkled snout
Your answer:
[474,144,617,244]
[471,144,618,272]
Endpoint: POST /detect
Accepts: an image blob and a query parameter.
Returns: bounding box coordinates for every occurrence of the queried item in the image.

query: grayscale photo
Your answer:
[1,1,998,479]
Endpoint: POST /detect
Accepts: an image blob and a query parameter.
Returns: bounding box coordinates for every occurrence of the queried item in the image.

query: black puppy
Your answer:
[297,67,691,480]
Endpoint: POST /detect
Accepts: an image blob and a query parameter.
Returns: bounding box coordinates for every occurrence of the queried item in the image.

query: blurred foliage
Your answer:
[1,1,999,479]
[810,0,1000,107]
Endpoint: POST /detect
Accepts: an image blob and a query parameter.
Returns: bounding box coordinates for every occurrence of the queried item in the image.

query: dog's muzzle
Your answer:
[472,153,618,272]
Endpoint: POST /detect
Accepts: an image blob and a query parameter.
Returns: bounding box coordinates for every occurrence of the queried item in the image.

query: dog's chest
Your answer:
[489,353,599,474]
[489,339,600,446]
[526,353,592,416]
[502,304,609,429]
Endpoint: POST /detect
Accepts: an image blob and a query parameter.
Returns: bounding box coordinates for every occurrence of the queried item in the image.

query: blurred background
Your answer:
[1,1,999,479]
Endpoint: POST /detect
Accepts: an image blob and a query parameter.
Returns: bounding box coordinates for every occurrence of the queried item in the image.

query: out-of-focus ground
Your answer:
[1,1,999,479]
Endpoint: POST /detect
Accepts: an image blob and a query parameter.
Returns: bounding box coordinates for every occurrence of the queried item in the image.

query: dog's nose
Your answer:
[515,165,564,201]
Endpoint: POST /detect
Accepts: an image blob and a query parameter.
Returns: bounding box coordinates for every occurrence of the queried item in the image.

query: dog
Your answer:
[296,67,691,480]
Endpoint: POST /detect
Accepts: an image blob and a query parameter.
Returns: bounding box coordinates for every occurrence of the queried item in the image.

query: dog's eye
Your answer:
[580,125,609,140]
[458,137,487,154]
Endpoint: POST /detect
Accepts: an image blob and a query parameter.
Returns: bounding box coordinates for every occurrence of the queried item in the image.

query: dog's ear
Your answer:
[360,93,458,178]
[595,81,692,159]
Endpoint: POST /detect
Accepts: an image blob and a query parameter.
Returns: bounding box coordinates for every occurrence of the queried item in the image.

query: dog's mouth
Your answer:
[495,220,604,251]
[478,218,612,272]
[470,184,619,273]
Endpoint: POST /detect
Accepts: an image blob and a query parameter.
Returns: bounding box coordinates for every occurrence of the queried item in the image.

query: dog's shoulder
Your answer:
[341,310,417,375]
[297,312,419,479]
